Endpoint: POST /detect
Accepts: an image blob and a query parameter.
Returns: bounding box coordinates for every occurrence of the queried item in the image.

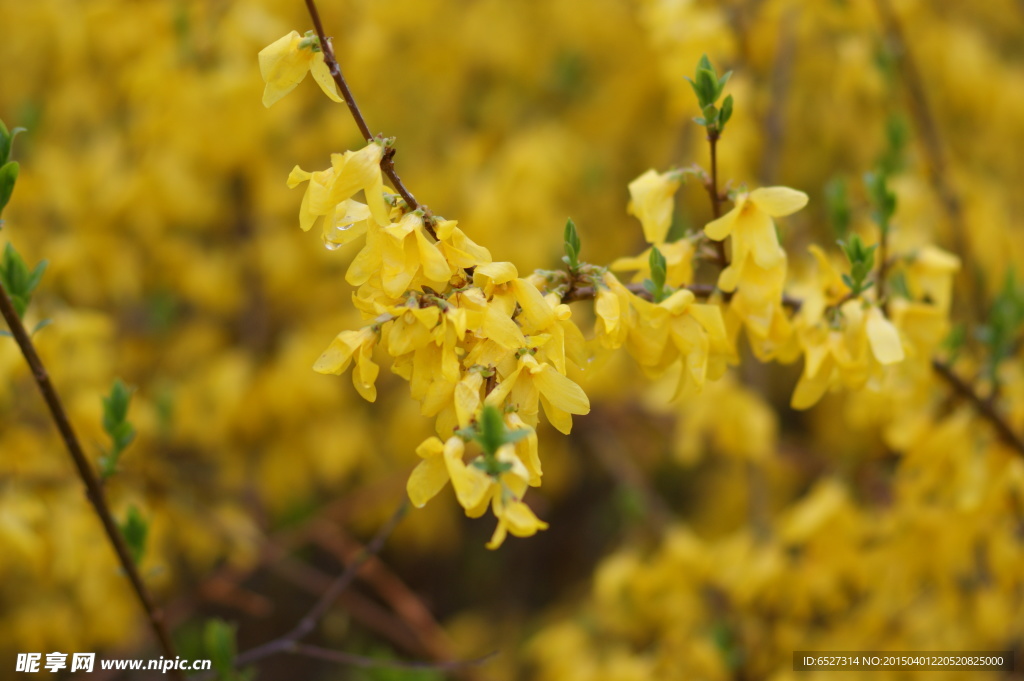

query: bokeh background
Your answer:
[2,0,1024,679]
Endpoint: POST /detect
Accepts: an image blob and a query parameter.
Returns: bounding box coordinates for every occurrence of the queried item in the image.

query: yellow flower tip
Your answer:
[866,307,905,365]
[749,186,809,216]
[474,261,519,288]
[258,31,314,108]
[406,450,449,509]
[628,169,681,244]
[309,53,344,103]
[286,165,311,189]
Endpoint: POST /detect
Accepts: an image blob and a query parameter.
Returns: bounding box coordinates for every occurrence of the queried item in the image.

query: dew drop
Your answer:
[321,233,344,251]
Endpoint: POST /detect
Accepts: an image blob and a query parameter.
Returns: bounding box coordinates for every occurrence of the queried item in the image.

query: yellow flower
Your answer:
[905,245,960,311]
[378,212,453,298]
[443,437,493,516]
[611,240,696,288]
[790,301,904,409]
[487,494,549,550]
[627,169,681,244]
[406,436,450,508]
[259,31,344,107]
[704,186,808,292]
[288,144,390,234]
[312,327,380,402]
[488,353,590,434]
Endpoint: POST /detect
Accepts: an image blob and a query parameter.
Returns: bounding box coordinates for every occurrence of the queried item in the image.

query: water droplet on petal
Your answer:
[321,233,344,251]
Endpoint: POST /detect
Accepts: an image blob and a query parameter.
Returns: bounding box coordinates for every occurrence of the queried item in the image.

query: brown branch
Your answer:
[706,130,729,267]
[871,0,974,310]
[229,500,409,670]
[931,358,1024,456]
[0,285,182,678]
[311,521,458,662]
[562,280,803,310]
[304,0,436,235]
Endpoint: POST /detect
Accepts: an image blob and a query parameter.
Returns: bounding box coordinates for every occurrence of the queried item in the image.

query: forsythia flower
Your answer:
[288,143,390,233]
[704,186,808,293]
[628,169,682,244]
[791,300,904,409]
[705,187,807,360]
[407,434,548,549]
[611,240,696,289]
[312,327,380,402]
[259,31,343,107]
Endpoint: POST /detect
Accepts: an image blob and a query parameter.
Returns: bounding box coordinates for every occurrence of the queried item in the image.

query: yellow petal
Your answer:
[474,261,518,288]
[287,165,311,189]
[534,364,590,415]
[406,457,449,508]
[738,207,785,269]
[482,303,527,350]
[309,52,344,103]
[444,438,492,513]
[415,436,444,459]
[628,169,680,244]
[704,199,741,241]
[748,186,809,217]
[258,32,310,107]
[329,144,385,208]
[313,329,371,374]
[511,279,556,332]
[503,500,549,537]
[791,356,833,410]
[866,307,905,365]
[352,346,379,402]
[414,227,452,283]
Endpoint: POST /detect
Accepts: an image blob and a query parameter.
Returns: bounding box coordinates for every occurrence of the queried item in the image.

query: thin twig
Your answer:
[931,358,1024,456]
[706,130,729,267]
[562,281,803,310]
[304,0,436,234]
[871,0,975,312]
[311,522,457,661]
[230,500,409,670]
[0,285,182,679]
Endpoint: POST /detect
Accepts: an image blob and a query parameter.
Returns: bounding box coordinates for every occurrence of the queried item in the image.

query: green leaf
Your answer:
[100,379,136,479]
[716,70,733,99]
[695,68,717,106]
[203,619,238,677]
[864,171,897,235]
[719,94,733,128]
[0,120,9,166]
[563,217,580,270]
[888,270,911,300]
[942,323,967,359]
[119,506,148,565]
[102,379,134,434]
[0,243,44,320]
[824,177,850,237]
[0,121,22,167]
[25,259,47,295]
[475,404,506,457]
[0,161,19,218]
[30,318,52,336]
[648,246,668,302]
[979,268,1024,382]
[879,113,908,175]
[702,103,718,126]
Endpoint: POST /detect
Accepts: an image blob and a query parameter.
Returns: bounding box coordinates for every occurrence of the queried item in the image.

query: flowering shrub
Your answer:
[2,0,1023,679]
